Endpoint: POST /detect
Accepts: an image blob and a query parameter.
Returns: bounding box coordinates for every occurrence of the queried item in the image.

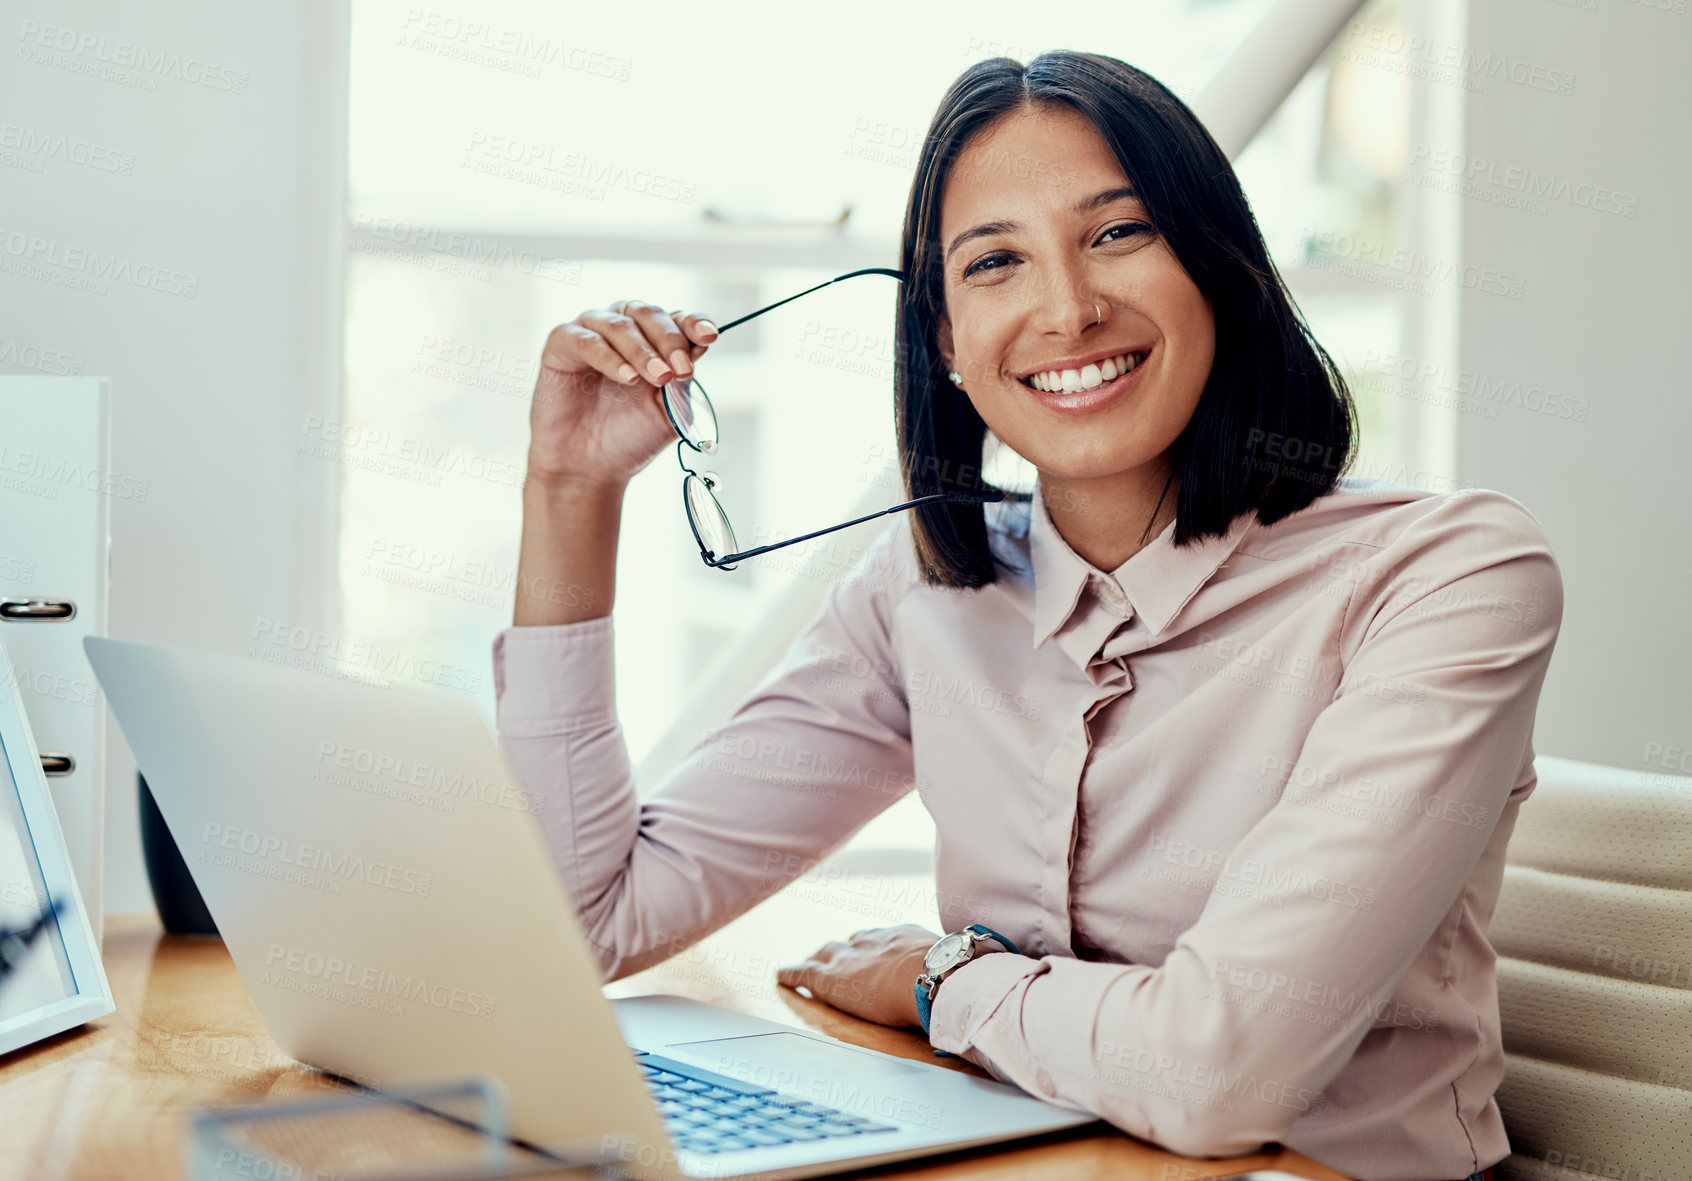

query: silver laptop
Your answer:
[85,636,1093,1179]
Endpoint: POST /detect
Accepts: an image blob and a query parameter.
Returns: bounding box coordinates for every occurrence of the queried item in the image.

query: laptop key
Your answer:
[736,1129,794,1146]
[771,1103,822,1123]
[782,1126,835,1141]
[762,1106,822,1121]
[769,1117,833,1134]
[676,1134,727,1153]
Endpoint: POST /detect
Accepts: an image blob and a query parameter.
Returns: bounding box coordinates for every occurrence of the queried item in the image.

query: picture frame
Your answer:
[0,633,113,1056]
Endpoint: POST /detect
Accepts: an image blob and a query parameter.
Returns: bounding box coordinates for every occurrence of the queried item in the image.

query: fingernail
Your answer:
[645,357,671,382]
[616,363,638,383]
[669,349,692,377]
[697,319,718,338]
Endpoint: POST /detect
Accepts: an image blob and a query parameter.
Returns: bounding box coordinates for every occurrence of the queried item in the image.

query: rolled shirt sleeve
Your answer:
[927,491,1564,1158]
[492,527,920,982]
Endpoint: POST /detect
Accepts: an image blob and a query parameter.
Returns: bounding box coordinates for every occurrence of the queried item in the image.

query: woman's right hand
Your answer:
[526,299,720,490]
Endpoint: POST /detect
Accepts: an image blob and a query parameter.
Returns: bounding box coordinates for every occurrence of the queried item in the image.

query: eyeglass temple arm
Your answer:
[713,267,904,335]
[709,488,1004,567]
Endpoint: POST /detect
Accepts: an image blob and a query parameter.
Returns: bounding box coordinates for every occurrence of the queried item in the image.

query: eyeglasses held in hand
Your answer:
[662,267,1004,570]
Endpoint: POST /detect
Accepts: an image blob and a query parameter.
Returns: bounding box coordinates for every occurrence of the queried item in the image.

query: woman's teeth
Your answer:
[1026,352,1144,394]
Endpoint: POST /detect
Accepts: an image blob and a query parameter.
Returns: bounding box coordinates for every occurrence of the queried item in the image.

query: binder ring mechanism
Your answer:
[0,598,76,622]
[0,599,81,775]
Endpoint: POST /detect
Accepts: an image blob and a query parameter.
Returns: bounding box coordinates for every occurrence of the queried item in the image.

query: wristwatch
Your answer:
[914,923,1021,1035]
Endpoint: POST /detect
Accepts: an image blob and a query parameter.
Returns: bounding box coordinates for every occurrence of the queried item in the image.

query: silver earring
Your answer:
[948,371,964,387]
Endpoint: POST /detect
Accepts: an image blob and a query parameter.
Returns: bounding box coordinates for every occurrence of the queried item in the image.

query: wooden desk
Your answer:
[1,913,1351,1181]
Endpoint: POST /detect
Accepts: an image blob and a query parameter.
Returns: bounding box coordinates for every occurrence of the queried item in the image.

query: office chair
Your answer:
[1489,755,1692,1180]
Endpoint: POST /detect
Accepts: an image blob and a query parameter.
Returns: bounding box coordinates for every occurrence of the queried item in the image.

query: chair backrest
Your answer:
[1491,755,1692,1180]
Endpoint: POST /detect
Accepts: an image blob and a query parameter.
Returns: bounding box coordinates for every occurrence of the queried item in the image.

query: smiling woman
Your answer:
[897,53,1356,585]
[498,48,1554,1181]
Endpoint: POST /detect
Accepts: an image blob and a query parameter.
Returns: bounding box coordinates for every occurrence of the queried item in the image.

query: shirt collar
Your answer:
[1028,479,1255,650]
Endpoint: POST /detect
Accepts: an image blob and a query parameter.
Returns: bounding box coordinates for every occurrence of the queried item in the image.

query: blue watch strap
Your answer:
[968,923,1021,955]
[914,980,935,1034]
[916,924,1020,1035]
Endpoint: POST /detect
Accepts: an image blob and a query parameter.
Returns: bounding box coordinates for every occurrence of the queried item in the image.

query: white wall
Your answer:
[1454,1,1691,772]
[0,1,347,915]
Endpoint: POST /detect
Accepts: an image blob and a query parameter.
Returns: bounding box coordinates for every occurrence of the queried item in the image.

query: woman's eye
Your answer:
[1097,222,1152,245]
[960,227,1148,279]
[963,251,1015,279]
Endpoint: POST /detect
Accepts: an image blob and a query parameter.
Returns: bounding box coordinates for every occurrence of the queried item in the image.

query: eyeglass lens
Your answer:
[664,377,718,452]
[683,472,737,562]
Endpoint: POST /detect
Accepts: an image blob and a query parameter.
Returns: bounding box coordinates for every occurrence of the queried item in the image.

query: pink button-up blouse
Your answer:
[491,474,1563,1181]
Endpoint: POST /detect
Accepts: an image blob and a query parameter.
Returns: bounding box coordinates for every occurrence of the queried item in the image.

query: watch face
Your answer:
[924,932,972,976]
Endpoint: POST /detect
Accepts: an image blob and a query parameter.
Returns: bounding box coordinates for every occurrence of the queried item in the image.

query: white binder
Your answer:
[0,377,111,937]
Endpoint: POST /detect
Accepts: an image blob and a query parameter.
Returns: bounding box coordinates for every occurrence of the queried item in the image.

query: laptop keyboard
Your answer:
[635,1051,900,1156]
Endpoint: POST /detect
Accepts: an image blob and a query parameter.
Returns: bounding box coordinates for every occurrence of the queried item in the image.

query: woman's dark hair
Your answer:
[895,50,1357,587]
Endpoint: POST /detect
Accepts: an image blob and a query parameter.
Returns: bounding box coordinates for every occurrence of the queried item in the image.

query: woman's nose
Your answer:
[1033,282,1111,335]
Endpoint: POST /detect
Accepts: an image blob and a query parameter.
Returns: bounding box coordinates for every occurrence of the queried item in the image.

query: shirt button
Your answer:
[1035,1070,1057,1097]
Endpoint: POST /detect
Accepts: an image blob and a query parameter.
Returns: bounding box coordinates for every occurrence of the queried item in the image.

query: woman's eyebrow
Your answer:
[1075,184,1139,214]
[943,186,1143,263]
[945,220,1018,263]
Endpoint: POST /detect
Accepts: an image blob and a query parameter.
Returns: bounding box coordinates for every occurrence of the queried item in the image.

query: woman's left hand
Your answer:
[776,924,938,1029]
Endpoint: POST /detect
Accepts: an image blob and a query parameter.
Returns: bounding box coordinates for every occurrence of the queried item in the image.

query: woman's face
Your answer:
[936,104,1215,485]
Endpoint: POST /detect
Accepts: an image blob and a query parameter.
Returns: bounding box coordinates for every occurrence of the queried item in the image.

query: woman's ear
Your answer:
[936,314,955,374]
